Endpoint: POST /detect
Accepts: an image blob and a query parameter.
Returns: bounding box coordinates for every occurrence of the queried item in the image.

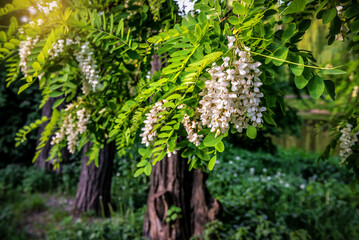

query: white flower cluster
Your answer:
[49,38,80,59]
[140,100,168,147]
[75,42,102,94]
[197,36,266,137]
[182,111,203,146]
[339,124,358,162]
[19,36,39,76]
[36,1,58,15]
[51,103,91,154]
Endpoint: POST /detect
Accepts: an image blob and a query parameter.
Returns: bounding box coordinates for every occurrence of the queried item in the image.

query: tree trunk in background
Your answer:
[34,97,69,171]
[143,154,221,240]
[143,53,221,239]
[74,141,115,216]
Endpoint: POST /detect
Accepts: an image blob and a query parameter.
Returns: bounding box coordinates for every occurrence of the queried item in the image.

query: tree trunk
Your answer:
[143,153,221,240]
[143,52,220,239]
[74,140,115,216]
[34,97,69,171]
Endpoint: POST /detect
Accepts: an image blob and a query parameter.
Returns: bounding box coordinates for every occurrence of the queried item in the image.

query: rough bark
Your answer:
[34,97,55,170]
[143,153,221,240]
[74,141,115,216]
[34,97,69,171]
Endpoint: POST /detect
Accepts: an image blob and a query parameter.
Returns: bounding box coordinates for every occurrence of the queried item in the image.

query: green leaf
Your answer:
[162,102,176,108]
[246,126,257,139]
[167,94,181,100]
[322,8,337,24]
[37,52,45,64]
[144,163,152,176]
[263,112,277,126]
[134,168,144,177]
[32,62,41,71]
[195,24,201,39]
[0,48,9,54]
[52,98,64,109]
[298,19,311,32]
[110,14,114,32]
[158,132,169,138]
[160,126,173,131]
[181,148,194,158]
[4,42,15,50]
[188,31,197,45]
[49,91,63,98]
[314,0,329,17]
[228,16,240,25]
[324,80,335,100]
[318,69,346,75]
[281,23,296,43]
[294,75,309,89]
[137,160,149,168]
[272,47,289,66]
[233,2,245,15]
[138,148,149,157]
[203,132,224,147]
[290,55,304,76]
[284,0,307,15]
[18,83,32,94]
[208,155,216,171]
[345,4,359,19]
[351,19,359,32]
[215,141,224,152]
[307,75,324,99]
[126,50,139,59]
[0,31,7,42]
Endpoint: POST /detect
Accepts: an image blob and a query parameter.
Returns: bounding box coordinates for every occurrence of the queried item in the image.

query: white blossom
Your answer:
[140,100,168,147]
[51,103,91,154]
[19,36,40,76]
[75,41,102,94]
[182,112,203,146]
[36,1,58,15]
[339,124,358,163]
[352,86,358,98]
[197,35,266,136]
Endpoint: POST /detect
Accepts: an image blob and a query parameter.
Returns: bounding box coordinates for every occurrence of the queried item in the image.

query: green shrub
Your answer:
[0,207,27,240]
[16,193,47,213]
[22,168,55,193]
[206,147,359,240]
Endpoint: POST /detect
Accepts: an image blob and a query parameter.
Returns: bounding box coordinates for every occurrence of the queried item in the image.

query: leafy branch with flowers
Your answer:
[1,0,359,182]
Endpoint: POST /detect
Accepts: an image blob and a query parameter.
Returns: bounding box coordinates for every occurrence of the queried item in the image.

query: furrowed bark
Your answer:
[74,141,115,216]
[34,97,69,171]
[143,153,221,240]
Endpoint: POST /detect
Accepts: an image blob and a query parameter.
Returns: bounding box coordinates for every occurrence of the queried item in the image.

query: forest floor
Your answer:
[2,148,359,239]
[15,193,75,239]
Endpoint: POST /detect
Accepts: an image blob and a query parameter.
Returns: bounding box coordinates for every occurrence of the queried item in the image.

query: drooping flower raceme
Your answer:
[182,111,203,146]
[75,41,102,94]
[48,38,80,59]
[339,124,358,163]
[140,36,266,150]
[19,36,40,76]
[140,100,169,147]
[197,36,266,137]
[51,103,91,154]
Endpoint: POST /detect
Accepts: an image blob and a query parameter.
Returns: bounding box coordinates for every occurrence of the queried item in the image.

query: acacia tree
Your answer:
[1,0,178,215]
[2,0,359,239]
